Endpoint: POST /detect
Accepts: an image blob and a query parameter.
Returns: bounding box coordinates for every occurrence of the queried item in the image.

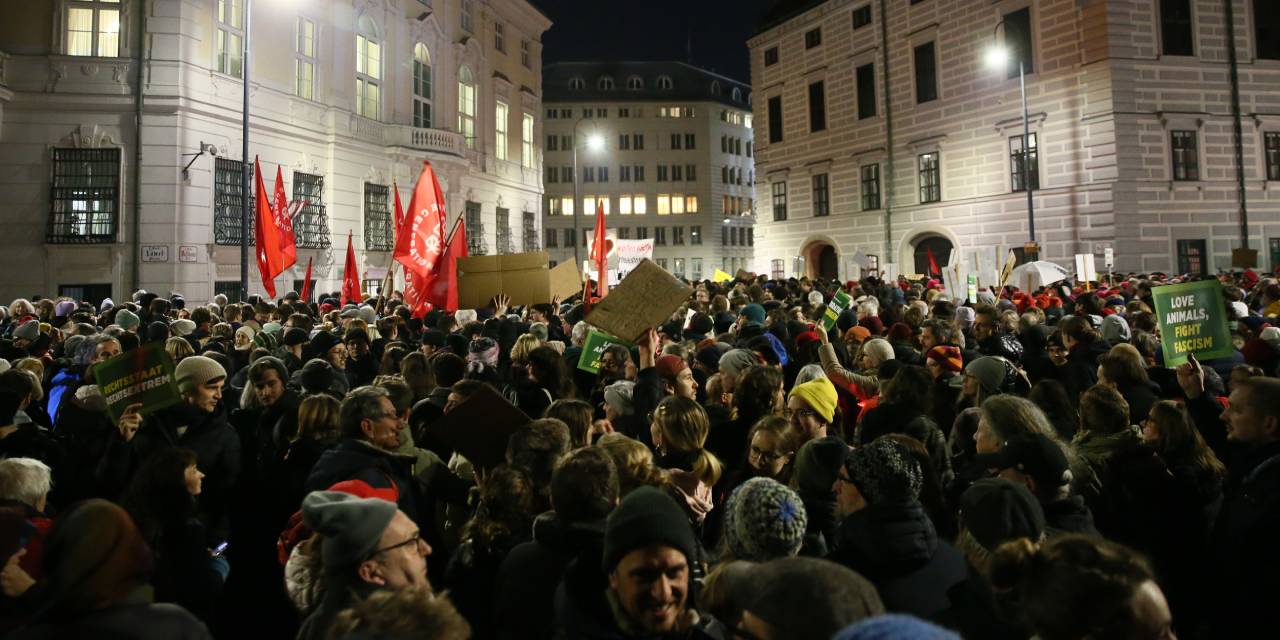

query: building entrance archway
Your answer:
[912,235,954,276]
[803,241,839,280]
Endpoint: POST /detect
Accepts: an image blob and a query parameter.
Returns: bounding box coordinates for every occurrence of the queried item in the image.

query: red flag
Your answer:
[393,181,406,232]
[426,217,467,311]
[395,162,446,278]
[300,256,313,301]
[253,157,283,299]
[590,201,609,300]
[340,231,361,307]
[272,166,297,269]
[927,247,941,276]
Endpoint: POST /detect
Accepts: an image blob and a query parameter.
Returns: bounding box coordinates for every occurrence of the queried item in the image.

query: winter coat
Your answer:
[1210,440,1280,637]
[296,578,379,640]
[444,531,529,640]
[9,587,212,640]
[1041,495,1099,537]
[145,517,225,623]
[1057,339,1109,404]
[938,569,1032,640]
[857,402,953,486]
[827,501,967,620]
[1072,428,1178,550]
[305,438,419,522]
[493,513,607,640]
[52,384,117,503]
[1117,379,1161,425]
[797,489,839,558]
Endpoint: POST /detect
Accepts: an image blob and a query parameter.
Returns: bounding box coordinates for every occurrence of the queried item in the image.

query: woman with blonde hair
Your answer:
[596,431,667,498]
[509,333,542,367]
[650,395,723,527]
[165,336,195,363]
[275,394,342,520]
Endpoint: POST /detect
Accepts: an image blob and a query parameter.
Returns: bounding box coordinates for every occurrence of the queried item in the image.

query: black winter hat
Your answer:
[309,331,339,356]
[959,478,1046,551]
[420,329,446,348]
[283,328,310,347]
[602,486,697,571]
[300,358,336,394]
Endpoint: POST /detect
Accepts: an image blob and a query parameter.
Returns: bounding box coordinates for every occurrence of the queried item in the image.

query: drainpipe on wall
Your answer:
[131,1,146,292]
[1224,0,1249,251]
[878,0,895,265]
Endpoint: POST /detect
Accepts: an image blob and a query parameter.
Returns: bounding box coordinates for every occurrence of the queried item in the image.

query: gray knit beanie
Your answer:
[860,338,895,365]
[844,437,923,505]
[174,355,227,393]
[719,348,759,376]
[301,491,398,571]
[13,320,39,341]
[115,308,140,330]
[170,318,197,337]
[723,477,807,562]
[603,379,636,417]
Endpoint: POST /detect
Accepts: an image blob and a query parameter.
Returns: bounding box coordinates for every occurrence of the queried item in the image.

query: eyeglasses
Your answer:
[787,408,819,421]
[372,532,422,556]
[749,445,784,464]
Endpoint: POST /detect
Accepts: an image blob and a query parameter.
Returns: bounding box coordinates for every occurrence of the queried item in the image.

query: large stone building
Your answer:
[748,0,1280,282]
[0,0,551,304]
[541,61,756,280]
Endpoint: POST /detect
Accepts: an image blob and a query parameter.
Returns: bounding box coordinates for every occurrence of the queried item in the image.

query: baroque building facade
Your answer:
[0,0,551,304]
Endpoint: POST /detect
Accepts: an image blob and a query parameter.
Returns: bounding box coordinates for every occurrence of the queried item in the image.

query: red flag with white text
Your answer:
[273,166,297,269]
[253,157,283,299]
[340,232,361,307]
[394,162,446,278]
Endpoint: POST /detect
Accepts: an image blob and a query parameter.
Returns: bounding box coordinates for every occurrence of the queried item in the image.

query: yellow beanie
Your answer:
[788,377,838,424]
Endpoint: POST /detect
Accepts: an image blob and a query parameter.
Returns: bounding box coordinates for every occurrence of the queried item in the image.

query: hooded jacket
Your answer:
[494,512,608,640]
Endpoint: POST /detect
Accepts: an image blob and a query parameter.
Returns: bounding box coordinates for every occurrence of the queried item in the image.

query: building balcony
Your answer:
[382,124,465,157]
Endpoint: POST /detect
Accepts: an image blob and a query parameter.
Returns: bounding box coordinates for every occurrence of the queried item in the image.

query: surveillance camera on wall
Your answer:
[203,143,219,156]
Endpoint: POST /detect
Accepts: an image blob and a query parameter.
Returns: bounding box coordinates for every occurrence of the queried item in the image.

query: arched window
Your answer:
[355,16,381,119]
[458,64,476,148]
[710,80,721,96]
[732,87,742,102]
[656,75,673,90]
[568,76,585,90]
[598,76,615,90]
[413,43,433,128]
[626,75,644,90]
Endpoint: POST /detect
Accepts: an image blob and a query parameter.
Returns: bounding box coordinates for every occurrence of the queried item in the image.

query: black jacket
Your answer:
[1210,440,1280,637]
[1117,380,1161,425]
[1057,339,1109,404]
[1041,495,1099,537]
[445,531,530,640]
[494,513,607,640]
[305,438,419,521]
[827,501,967,620]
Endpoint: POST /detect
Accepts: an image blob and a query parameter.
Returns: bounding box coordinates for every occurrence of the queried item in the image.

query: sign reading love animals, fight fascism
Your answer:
[1151,279,1233,367]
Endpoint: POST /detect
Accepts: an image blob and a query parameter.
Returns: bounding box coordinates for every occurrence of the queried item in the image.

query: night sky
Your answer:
[531,0,778,83]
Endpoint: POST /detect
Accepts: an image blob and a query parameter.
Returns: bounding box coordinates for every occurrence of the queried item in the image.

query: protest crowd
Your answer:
[0,265,1277,640]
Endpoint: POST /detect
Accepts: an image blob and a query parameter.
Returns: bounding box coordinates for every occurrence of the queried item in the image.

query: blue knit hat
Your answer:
[723,477,807,562]
[739,303,766,324]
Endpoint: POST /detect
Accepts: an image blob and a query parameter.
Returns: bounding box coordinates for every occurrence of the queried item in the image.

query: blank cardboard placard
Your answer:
[425,384,531,470]
[585,258,694,343]
[456,251,581,308]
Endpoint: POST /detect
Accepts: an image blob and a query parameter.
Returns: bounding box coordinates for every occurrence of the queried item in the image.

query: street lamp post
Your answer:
[239,0,253,301]
[986,22,1035,254]
[570,117,603,267]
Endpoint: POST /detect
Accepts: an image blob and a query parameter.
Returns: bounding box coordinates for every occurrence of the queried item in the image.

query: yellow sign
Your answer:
[712,269,733,283]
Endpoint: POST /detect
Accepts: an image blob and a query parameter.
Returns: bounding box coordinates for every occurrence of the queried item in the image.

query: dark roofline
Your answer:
[753,0,827,37]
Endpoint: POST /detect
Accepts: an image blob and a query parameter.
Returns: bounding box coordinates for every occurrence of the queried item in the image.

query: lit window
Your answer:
[295,17,316,100]
[522,113,534,168]
[657,195,671,215]
[672,195,685,214]
[561,197,574,216]
[458,65,476,148]
[215,0,243,75]
[633,195,647,214]
[355,16,382,119]
[67,1,122,58]
[620,195,633,215]
[495,101,509,161]
[413,43,433,128]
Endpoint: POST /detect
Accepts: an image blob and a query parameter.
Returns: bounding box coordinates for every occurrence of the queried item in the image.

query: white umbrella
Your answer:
[1009,261,1071,291]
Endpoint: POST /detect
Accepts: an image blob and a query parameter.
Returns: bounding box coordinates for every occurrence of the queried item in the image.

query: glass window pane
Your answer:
[68,8,94,56]
[98,9,121,57]
[368,41,380,80]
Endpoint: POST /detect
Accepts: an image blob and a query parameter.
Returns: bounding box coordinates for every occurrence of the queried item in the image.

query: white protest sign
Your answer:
[1075,254,1097,283]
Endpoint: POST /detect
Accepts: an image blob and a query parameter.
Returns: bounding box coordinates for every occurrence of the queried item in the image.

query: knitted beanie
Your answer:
[603,380,636,417]
[844,437,922,505]
[54,300,76,318]
[655,354,688,385]
[263,321,284,335]
[300,491,397,572]
[13,320,39,341]
[723,477,808,562]
[602,486,697,571]
[234,325,256,345]
[925,345,964,374]
[960,478,1046,551]
[844,326,871,344]
[282,327,310,347]
[860,338,895,365]
[174,355,228,393]
[739,303,766,324]
[794,436,849,495]
[788,377,838,423]
[834,614,961,640]
[718,348,759,377]
[170,319,197,337]
[739,557,886,640]
[115,308,141,330]
[254,331,278,351]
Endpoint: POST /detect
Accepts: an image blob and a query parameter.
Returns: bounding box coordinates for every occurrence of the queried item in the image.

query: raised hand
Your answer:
[117,402,144,442]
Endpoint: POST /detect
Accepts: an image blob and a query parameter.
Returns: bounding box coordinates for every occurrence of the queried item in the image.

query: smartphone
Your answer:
[211,541,229,557]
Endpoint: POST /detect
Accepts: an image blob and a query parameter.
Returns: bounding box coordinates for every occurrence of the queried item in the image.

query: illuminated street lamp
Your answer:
[986,22,1036,251]
[571,118,605,266]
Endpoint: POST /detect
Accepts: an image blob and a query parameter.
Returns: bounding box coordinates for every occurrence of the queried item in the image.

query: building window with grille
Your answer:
[292,172,331,249]
[48,148,121,244]
[355,17,381,119]
[522,113,535,168]
[673,226,684,245]
[363,184,392,251]
[413,43,433,128]
[764,47,779,66]
[618,228,631,239]
[66,0,122,57]
[853,5,872,29]
[691,225,702,245]
[465,201,486,254]
[458,65,476,149]
[1266,132,1280,181]
[561,167,572,183]
[521,39,531,68]
[861,164,880,211]
[545,166,557,184]
[214,281,243,303]
[496,208,511,253]
[812,173,830,217]
[1171,130,1199,181]
[771,181,787,221]
[523,210,537,251]
[918,152,940,203]
[805,28,822,49]
[495,101,509,161]
[294,17,316,100]
[1177,239,1207,275]
[1010,133,1039,192]
[771,259,784,279]
[215,0,244,75]
[636,226,648,239]
[213,158,253,246]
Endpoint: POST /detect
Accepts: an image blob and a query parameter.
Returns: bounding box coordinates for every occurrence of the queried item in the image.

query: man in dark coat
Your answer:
[494,448,618,640]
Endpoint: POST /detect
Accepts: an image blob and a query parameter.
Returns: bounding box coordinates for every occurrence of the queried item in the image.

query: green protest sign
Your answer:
[1151,280,1233,367]
[821,291,853,332]
[92,342,182,424]
[578,330,634,374]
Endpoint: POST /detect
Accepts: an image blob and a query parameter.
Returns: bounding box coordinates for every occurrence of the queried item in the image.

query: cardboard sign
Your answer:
[712,269,733,283]
[998,251,1018,290]
[614,239,654,280]
[1075,254,1097,284]
[425,383,530,470]
[1232,248,1258,269]
[92,342,182,424]
[735,269,757,282]
[821,291,853,332]
[1104,247,1115,269]
[577,330,635,374]
[456,251,580,309]
[585,259,695,343]
[1151,280,1233,367]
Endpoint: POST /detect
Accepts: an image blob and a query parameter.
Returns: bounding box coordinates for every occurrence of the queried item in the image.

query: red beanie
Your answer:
[655,354,688,384]
[925,345,964,374]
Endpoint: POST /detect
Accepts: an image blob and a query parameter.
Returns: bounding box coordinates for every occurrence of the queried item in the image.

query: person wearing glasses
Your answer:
[295,490,432,640]
[786,377,839,447]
